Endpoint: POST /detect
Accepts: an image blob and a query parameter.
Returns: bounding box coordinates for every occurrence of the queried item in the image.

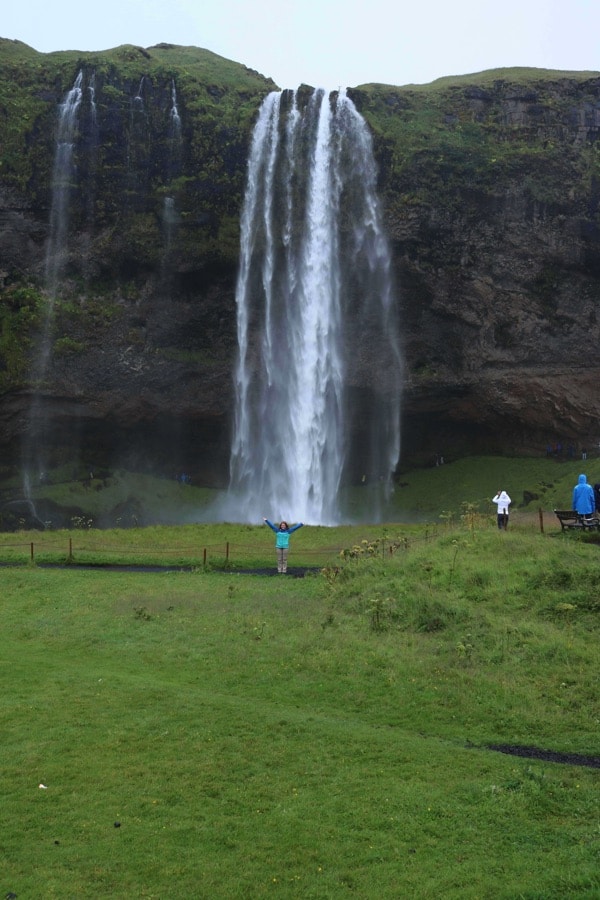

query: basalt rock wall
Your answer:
[0,41,275,485]
[353,74,600,463]
[1,42,599,488]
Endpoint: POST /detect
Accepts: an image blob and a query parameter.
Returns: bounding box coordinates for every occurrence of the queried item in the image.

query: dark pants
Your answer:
[497,513,508,530]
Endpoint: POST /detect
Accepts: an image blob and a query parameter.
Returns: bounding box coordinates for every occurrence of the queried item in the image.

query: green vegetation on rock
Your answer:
[0,283,42,388]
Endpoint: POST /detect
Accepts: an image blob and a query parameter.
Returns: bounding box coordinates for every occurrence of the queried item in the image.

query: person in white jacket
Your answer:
[492,490,511,530]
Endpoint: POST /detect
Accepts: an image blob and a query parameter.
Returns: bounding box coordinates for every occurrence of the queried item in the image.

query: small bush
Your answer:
[54,335,85,355]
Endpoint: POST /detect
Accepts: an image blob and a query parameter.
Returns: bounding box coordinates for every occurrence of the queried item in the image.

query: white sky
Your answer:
[4,0,600,90]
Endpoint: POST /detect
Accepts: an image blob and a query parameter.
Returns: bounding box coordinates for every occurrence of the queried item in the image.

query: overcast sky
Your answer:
[4,0,599,90]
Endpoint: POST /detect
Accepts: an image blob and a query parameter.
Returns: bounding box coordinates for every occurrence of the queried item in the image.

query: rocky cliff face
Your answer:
[1,44,599,500]
[0,41,275,490]
[354,74,600,462]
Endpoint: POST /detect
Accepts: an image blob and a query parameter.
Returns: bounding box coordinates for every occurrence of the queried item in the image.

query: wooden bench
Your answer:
[554,509,600,531]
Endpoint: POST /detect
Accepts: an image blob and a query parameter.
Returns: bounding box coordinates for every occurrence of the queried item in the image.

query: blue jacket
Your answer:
[265,519,303,548]
[572,474,595,515]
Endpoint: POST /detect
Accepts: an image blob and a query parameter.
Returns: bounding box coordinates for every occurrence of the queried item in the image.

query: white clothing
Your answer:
[492,491,511,514]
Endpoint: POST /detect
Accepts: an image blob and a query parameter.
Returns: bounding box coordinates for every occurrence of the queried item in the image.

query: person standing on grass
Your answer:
[572,474,595,519]
[263,518,303,574]
[492,490,511,530]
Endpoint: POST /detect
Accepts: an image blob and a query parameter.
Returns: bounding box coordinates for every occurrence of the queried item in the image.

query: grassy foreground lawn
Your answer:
[1,521,599,897]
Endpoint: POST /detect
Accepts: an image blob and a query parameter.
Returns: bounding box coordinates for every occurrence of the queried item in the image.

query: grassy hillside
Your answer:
[388,454,600,520]
[358,65,600,91]
[9,453,598,531]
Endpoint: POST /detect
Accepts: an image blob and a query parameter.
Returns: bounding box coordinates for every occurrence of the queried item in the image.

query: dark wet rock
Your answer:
[1,50,600,484]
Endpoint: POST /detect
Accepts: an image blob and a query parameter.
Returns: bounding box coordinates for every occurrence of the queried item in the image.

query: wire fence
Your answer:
[0,511,554,569]
[0,528,445,569]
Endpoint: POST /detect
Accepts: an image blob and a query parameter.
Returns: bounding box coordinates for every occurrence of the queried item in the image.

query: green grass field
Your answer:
[2,511,599,898]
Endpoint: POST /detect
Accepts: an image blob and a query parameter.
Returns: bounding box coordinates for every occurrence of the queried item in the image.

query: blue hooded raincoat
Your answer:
[572,474,595,515]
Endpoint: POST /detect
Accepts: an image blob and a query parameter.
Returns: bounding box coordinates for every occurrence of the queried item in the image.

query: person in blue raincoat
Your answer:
[263,518,304,573]
[572,473,595,519]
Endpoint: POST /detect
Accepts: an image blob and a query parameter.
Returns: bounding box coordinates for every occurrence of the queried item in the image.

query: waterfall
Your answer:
[134,76,146,108]
[162,81,182,268]
[162,195,178,260]
[169,80,182,137]
[22,71,84,502]
[226,89,402,525]
[44,70,83,307]
[127,76,149,207]
[89,72,97,126]
[83,71,99,273]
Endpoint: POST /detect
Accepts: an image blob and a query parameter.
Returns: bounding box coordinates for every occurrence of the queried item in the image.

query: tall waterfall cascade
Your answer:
[227,88,402,525]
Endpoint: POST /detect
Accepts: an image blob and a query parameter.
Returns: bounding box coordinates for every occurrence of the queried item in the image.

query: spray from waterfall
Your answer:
[226,89,402,525]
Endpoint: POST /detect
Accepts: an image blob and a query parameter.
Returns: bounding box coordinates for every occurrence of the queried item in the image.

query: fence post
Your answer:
[30,542,34,562]
[538,508,544,534]
[68,537,73,561]
[226,542,230,562]
[203,548,207,567]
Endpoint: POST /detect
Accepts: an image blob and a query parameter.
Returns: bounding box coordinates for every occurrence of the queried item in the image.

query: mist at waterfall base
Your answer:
[215,88,402,527]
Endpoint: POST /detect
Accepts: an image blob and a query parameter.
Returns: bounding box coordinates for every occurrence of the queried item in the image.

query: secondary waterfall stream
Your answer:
[227,88,402,525]
[22,72,83,503]
[44,71,83,310]
[162,80,182,264]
